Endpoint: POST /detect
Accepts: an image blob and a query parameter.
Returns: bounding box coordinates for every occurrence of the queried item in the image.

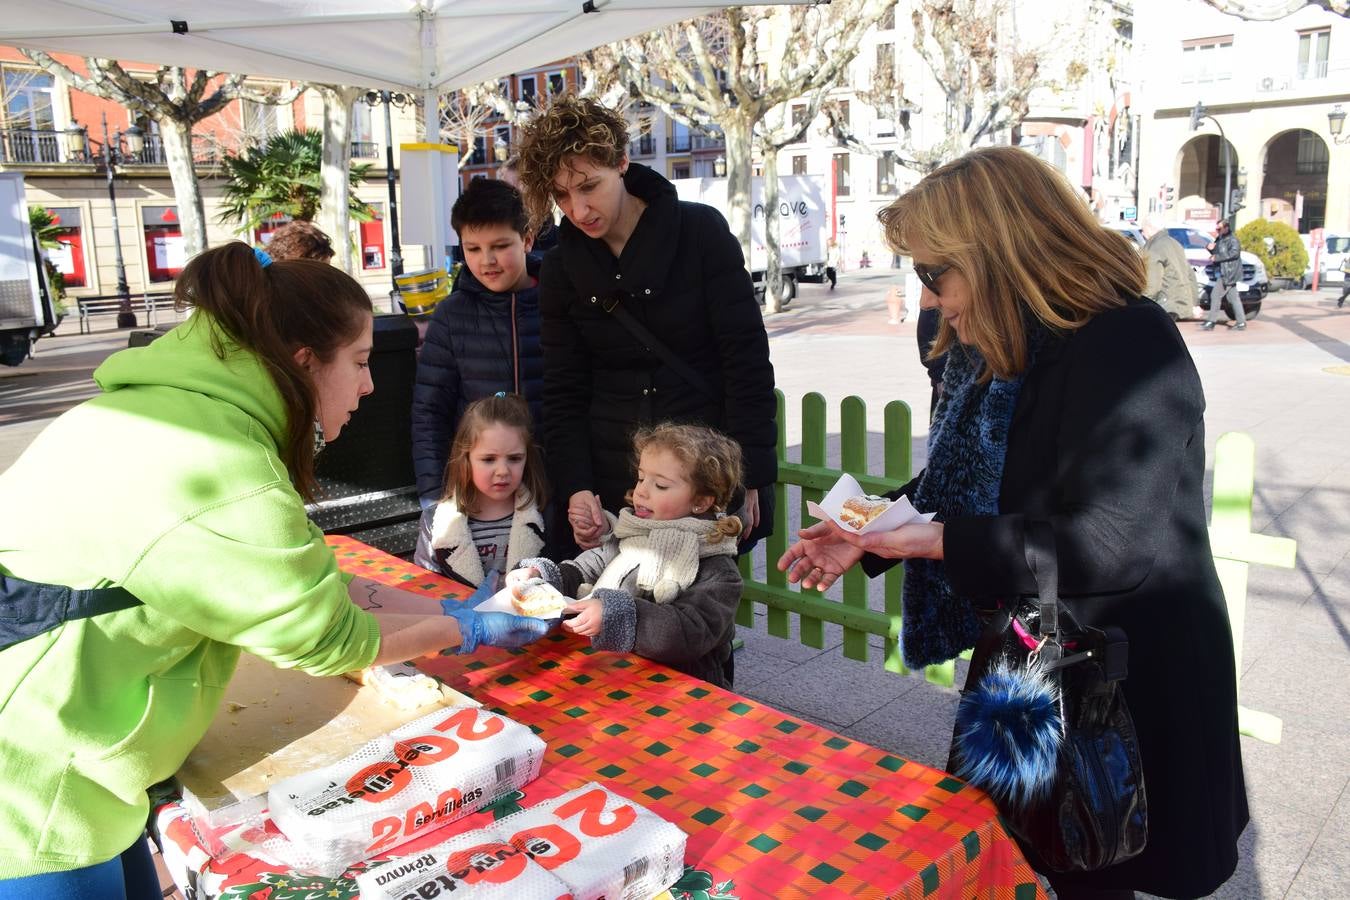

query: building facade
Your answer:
[0,48,437,306]
[1133,0,1348,234]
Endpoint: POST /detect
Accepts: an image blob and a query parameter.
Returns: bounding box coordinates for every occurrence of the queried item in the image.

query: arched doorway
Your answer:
[1177,134,1241,217]
[1259,129,1328,232]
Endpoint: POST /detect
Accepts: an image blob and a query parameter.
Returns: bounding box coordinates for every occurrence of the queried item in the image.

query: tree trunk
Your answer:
[159,118,208,258]
[318,85,364,274]
[762,146,783,314]
[722,113,755,272]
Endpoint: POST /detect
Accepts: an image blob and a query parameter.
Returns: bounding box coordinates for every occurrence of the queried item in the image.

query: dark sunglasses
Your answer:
[914,262,953,295]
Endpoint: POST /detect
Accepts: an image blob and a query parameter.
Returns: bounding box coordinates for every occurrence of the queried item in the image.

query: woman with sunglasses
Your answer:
[514,94,777,559]
[778,147,1246,899]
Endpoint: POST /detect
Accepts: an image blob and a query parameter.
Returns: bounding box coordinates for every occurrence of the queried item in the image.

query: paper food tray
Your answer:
[805,472,936,534]
[475,581,569,620]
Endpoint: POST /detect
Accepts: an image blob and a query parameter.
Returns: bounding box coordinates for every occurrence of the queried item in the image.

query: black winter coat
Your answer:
[410,258,544,500]
[540,164,777,512]
[869,299,1247,897]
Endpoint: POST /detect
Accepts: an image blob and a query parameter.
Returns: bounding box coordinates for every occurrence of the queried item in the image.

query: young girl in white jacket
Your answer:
[414,394,549,587]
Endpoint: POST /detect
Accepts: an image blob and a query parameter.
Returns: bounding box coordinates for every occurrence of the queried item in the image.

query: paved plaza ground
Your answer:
[2,273,1347,897]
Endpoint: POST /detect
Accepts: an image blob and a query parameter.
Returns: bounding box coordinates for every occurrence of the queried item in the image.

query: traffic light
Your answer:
[1229,187,1245,214]
[1161,184,1175,209]
[1189,102,1206,131]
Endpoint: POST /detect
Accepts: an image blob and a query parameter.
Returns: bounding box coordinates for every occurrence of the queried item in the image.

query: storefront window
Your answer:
[142,205,185,282]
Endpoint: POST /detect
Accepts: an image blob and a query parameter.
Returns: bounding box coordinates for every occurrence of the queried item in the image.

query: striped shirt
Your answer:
[468,513,513,577]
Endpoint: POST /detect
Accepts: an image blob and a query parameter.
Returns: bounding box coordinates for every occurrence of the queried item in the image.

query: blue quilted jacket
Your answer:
[411,255,544,500]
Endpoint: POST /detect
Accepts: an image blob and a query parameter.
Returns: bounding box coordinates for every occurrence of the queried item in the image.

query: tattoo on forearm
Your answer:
[361,583,383,610]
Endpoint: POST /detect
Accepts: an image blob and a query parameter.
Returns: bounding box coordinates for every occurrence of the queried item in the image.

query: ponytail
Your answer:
[174,242,372,500]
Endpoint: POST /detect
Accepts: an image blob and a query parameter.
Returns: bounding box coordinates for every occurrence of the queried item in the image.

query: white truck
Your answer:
[672,174,829,306]
[0,172,57,366]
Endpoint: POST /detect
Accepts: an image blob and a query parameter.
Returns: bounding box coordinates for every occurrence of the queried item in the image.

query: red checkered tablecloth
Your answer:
[153,536,1046,900]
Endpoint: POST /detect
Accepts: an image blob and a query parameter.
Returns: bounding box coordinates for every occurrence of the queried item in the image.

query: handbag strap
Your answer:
[1023,519,1063,662]
[603,293,716,403]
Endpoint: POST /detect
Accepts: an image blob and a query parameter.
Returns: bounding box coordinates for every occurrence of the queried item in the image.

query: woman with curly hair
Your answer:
[514,94,777,556]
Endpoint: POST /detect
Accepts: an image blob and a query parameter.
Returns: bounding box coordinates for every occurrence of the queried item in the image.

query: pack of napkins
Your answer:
[356,783,687,900]
[267,705,544,877]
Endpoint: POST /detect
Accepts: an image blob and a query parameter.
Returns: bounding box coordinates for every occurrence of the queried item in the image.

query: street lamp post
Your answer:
[365,90,418,306]
[88,112,145,329]
[1189,102,1234,221]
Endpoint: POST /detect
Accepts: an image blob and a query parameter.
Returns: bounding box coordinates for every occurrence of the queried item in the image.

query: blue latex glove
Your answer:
[440,572,547,654]
[440,570,499,615]
[443,607,550,654]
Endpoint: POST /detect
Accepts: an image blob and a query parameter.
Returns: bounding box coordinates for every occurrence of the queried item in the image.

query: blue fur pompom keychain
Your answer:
[954,659,1063,808]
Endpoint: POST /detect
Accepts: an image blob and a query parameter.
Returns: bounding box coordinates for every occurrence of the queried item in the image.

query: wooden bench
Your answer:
[76,292,179,334]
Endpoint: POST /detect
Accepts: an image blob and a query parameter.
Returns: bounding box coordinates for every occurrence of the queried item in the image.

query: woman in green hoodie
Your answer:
[0,243,548,899]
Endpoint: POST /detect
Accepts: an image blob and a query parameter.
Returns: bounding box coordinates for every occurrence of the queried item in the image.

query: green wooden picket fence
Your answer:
[736,389,963,688]
[736,392,1297,738]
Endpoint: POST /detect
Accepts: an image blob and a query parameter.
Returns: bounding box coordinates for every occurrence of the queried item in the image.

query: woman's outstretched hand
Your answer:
[777,518,946,591]
[777,521,865,591]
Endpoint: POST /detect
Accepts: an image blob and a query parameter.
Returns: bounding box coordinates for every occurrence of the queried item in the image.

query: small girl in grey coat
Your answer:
[509,423,745,687]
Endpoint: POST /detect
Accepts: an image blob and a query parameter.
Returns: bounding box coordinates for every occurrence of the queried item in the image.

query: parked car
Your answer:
[1311,232,1349,285]
[1167,227,1267,320]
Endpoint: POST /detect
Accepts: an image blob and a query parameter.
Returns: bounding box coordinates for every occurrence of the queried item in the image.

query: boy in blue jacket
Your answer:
[412,178,544,508]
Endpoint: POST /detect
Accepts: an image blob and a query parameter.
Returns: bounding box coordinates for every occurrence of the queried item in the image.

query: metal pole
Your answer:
[382,91,404,308]
[102,112,136,329]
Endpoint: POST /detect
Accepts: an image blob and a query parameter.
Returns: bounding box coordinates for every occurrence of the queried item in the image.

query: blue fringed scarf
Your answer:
[902,338,1026,669]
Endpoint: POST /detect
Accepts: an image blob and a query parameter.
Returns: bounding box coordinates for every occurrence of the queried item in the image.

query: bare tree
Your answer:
[1204,0,1347,18]
[21,52,303,257]
[831,0,1086,173]
[755,90,835,312]
[440,91,500,170]
[611,1,893,266]
[314,84,365,274]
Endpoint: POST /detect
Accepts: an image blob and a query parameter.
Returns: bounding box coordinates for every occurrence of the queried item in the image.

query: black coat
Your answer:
[539,163,777,512]
[410,258,544,501]
[870,300,1247,897]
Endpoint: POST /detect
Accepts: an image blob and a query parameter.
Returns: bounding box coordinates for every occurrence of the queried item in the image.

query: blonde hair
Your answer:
[631,423,744,539]
[514,93,629,234]
[441,395,549,516]
[878,146,1145,381]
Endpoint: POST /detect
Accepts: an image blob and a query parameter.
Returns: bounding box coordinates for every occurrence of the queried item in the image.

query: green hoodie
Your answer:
[0,316,380,878]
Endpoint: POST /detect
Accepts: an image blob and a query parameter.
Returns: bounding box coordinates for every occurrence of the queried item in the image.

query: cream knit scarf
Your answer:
[585,509,740,603]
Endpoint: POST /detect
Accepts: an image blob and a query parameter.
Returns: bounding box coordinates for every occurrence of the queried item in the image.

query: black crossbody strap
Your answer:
[0,572,141,652]
[603,295,716,402]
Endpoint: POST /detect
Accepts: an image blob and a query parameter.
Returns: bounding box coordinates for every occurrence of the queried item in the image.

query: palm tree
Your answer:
[217,129,373,234]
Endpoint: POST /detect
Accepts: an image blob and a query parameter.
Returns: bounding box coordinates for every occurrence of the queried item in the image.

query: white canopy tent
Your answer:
[0,0,812,129]
[1,0,813,276]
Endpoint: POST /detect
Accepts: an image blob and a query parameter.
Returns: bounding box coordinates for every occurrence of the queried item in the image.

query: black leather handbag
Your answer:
[954,520,1148,873]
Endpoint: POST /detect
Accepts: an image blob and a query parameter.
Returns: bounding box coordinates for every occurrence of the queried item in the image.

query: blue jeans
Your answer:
[0,838,160,900]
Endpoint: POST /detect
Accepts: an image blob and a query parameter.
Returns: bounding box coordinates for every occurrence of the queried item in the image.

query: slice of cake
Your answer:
[510,579,568,618]
[839,495,890,530]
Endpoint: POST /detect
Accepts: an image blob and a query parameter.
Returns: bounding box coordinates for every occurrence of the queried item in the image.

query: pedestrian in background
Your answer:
[1339,253,1348,308]
[1202,218,1245,331]
[1141,216,1195,321]
[915,306,946,416]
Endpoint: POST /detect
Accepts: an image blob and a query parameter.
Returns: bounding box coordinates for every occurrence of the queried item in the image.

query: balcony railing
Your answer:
[0,128,82,164]
[0,128,228,168]
[629,136,656,157]
[667,133,692,153]
[691,132,724,151]
[351,140,380,159]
